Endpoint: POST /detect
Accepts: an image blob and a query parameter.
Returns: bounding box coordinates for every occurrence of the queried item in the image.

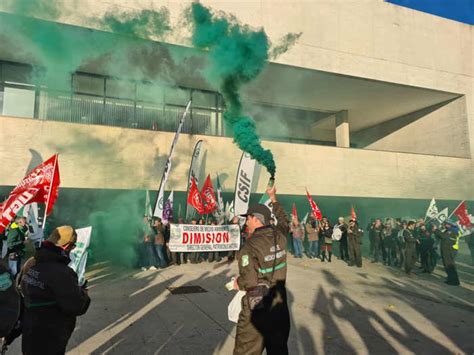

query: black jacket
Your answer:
[19,241,90,355]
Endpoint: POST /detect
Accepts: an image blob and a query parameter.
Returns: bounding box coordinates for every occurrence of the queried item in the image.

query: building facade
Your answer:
[0,0,473,221]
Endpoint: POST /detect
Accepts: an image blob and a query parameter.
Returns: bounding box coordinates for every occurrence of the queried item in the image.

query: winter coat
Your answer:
[305,221,318,241]
[153,224,165,245]
[290,223,304,240]
[19,241,90,355]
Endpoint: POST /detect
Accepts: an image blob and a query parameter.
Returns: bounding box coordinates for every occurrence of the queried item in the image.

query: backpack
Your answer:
[0,263,20,338]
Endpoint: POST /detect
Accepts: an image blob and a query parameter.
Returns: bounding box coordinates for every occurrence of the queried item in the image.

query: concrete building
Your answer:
[0,0,473,222]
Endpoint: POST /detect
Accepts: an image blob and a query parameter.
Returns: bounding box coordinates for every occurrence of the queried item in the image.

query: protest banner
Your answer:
[169,224,240,252]
[69,226,92,286]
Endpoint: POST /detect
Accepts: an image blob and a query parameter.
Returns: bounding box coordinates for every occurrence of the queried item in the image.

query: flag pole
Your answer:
[42,154,58,228]
[448,200,464,220]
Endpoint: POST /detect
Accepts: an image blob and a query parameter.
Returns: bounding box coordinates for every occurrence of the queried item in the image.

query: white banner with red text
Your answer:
[169,224,240,252]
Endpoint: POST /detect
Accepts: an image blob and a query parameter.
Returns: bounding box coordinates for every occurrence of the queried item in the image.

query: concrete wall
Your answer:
[1,116,472,201]
[358,96,471,158]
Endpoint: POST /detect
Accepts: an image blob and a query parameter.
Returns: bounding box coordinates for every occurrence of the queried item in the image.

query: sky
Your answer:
[386,0,474,25]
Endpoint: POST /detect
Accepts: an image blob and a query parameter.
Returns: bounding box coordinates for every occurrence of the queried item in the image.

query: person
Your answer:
[383,219,396,266]
[0,260,21,349]
[435,222,460,286]
[366,219,375,258]
[290,216,304,258]
[142,216,157,271]
[335,217,348,261]
[396,221,407,269]
[419,224,435,273]
[233,183,290,355]
[371,219,384,263]
[19,226,91,354]
[305,213,319,259]
[465,228,474,265]
[404,221,418,275]
[320,219,333,262]
[7,216,28,278]
[347,219,362,267]
[152,218,167,269]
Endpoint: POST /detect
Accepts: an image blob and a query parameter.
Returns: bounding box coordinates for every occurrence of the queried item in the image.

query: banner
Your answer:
[305,189,322,220]
[154,101,192,218]
[0,154,60,233]
[145,190,153,217]
[435,207,448,224]
[25,203,43,246]
[187,176,205,214]
[185,139,204,221]
[169,224,240,252]
[214,174,225,223]
[69,226,92,286]
[351,206,357,220]
[0,187,40,234]
[201,175,217,214]
[162,190,174,223]
[452,201,471,228]
[234,152,256,217]
[425,198,438,220]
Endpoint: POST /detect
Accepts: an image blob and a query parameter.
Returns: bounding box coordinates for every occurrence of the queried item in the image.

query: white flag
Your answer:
[425,198,438,219]
[145,190,153,217]
[154,101,191,218]
[26,203,43,246]
[435,207,448,224]
[69,226,92,286]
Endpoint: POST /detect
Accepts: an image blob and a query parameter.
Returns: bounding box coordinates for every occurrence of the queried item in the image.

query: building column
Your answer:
[335,110,350,148]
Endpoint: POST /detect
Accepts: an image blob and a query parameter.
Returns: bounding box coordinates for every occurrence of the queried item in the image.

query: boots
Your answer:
[320,253,325,262]
[328,252,332,262]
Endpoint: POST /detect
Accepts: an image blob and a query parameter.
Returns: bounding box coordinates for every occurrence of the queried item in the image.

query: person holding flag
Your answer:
[6,216,28,277]
[347,218,363,267]
[305,213,319,259]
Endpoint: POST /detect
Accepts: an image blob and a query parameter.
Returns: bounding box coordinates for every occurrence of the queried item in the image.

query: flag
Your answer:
[145,190,153,217]
[215,174,224,215]
[301,212,309,226]
[201,175,217,214]
[185,140,204,221]
[154,101,191,217]
[305,189,322,220]
[292,203,298,221]
[425,198,438,219]
[226,201,235,221]
[351,206,357,220]
[452,201,471,228]
[234,152,256,216]
[162,191,174,223]
[435,207,448,224]
[187,176,204,214]
[0,154,60,234]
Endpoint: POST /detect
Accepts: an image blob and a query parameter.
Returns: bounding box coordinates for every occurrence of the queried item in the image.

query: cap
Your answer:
[241,204,271,225]
[47,226,77,247]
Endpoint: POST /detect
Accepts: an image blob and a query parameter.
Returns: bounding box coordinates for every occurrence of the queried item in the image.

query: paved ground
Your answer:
[7,248,474,354]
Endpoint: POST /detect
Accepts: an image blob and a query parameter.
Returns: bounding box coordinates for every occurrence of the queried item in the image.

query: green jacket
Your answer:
[7,223,28,253]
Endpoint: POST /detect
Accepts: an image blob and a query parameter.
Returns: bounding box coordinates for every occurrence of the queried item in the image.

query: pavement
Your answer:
[6,248,474,354]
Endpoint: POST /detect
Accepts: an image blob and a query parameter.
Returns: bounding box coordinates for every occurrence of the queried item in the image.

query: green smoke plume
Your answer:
[87,191,143,267]
[188,2,276,177]
[101,8,171,39]
[270,32,303,59]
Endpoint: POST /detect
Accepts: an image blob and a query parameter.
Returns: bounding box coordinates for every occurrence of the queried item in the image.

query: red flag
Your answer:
[453,201,471,228]
[187,176,205,214]
[305,189,322,221]
[0,154,60,233]
[0,188,40,233]
[351,206,357,221]
[201,174,217,214]
[292,203,298,221]
[10,154,60,215]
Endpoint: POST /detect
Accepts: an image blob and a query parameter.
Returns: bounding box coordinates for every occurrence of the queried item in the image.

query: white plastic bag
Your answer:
[228,290,246,323]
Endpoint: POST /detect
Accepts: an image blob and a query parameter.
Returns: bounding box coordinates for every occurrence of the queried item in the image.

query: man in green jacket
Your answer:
[7,216,28,277]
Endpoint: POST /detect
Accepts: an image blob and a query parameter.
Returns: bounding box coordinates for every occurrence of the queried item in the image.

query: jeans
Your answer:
[154,244,168,268]
[144,243,156,267]
[8,254,22,278]
[293,238,303,257]
[308,240,319,257]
